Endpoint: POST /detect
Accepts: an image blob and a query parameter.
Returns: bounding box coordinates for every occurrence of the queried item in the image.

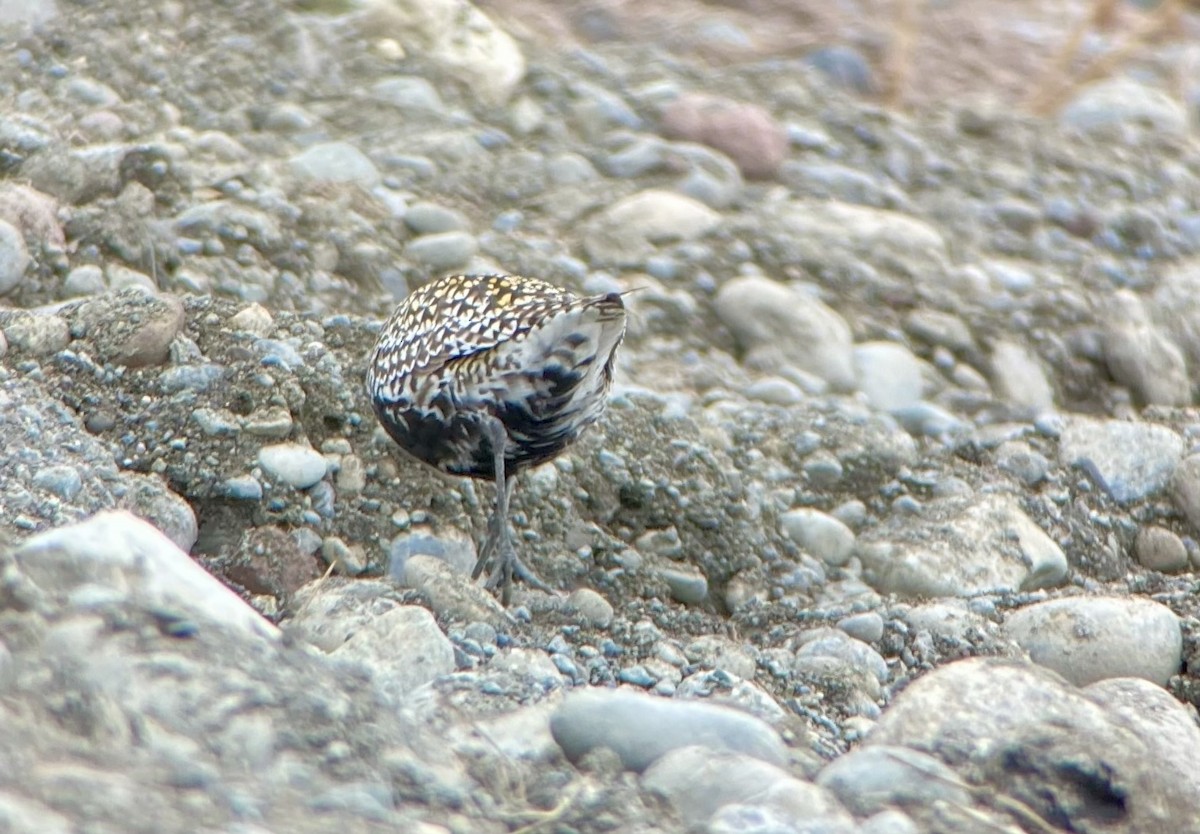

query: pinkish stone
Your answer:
[660,93,788,179]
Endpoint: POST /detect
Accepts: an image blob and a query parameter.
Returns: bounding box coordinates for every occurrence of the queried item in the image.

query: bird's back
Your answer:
[368,274,626,480]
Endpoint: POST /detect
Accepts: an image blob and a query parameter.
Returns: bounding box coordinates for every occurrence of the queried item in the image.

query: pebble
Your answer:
[804,45,877,95]
[332,606,455,702]
[2,312,70,355]
[71,289,186,368]
[566,588,614,628]
[1059,417,1182,504]
[1061,77,1188,138]
[368,77,445,112]
[853,341,929,412]
[836,612,885,644]
[403,230,478,270]
[780,508,856,567]
[994,439,1050,486]
[32,464,83,499]
[742,376,804,405]
[582,188,720,266]
[289,141,381,189]
[387,527,476,580]
[657,564,709,605]
[988,339,1055,414]
[243,407,293,438]
[13,511,277,640]
[403,202,467,234]
[714,276,856,391]
[1102,289,1190,406]
[816,745,970,817]
[399,555,508,627]
[158,363,226,394]
[867,658,1200,829]
[223,475,264,501]
[1134,525,1189,573]
[549,687,786,771]
[859,494,1067,597]
[257,443,328,489]
[286,579,401,653]
[659,92,788,179]
[63,263,106,296]
[795,628,888,685]
[371,0,524,105]
[0,219,30,295]
[228,303,275,336]
[546,152,598,184]
[780,200,948,278]
[1005,596,1182,686]
[646,746,854,831]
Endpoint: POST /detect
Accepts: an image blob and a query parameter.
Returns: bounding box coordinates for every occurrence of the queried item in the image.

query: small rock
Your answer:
[1102,290,1190,406]
[1061,77,1188,138]
[989,340,1055,414]
[403,202,467,234]
[660,93,788,179]
[1134,525,1189,573]
[657,565,709,605]
[853,341,930,412]
[817,745,970,817]
[583,188,720,266]
[0,218,30,295]
[2,312,70,355]
[289,141,381,189]
[388,527,476,579]
[567,588,614,628]
[14,511,277,640]
[63,264,107,296]
[550,688,786,771]
[71,289,185,368]
[645,746,853,832]
[714,276,856,391]
[836,612,885,644]
[257,443,328,489]
[32,465,83,500]
[399,555,507,627]
[1004,596,1182,687]
[366,0,525,105]
[995,440,1050,486]
[333,606,455,701]
[859,494,1067,597]
[403,230,478,270]
[780,508,856,567]
[1060,417,1182,504]
[368,77,445,112]
[805,45,877,95]
[229,303,275,336]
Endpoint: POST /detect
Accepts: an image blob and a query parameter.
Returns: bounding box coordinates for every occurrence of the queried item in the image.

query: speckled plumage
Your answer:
[366,273,627,599]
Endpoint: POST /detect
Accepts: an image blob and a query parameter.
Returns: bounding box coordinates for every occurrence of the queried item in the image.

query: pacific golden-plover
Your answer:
[367,274,627,602]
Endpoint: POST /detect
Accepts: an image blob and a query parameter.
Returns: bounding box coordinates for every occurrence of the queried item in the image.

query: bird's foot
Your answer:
[472,518,552,605]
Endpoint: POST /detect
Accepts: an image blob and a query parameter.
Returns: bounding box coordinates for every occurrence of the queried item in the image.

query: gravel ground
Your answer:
[2,1,1200,832]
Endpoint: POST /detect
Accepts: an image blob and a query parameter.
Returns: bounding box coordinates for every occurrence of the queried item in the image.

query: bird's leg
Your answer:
[472,416,552,603]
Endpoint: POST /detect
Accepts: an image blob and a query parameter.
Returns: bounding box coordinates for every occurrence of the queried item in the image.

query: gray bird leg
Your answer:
[472,416,552,603]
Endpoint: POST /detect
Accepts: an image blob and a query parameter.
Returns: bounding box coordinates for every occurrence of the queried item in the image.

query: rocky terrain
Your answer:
[2,0,1200,832]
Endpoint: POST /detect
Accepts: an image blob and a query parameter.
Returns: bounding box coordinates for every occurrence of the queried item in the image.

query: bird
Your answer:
[366,273,628,603]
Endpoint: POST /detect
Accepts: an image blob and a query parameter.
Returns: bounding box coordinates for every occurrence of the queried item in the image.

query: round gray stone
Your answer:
[550,687,786,772]
[780,508,856,567]
[1004,596,1182,687]
[0,219,29,295]
[403,231,478,270]
[257,443,328,489]
[1133,525,1189,573]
